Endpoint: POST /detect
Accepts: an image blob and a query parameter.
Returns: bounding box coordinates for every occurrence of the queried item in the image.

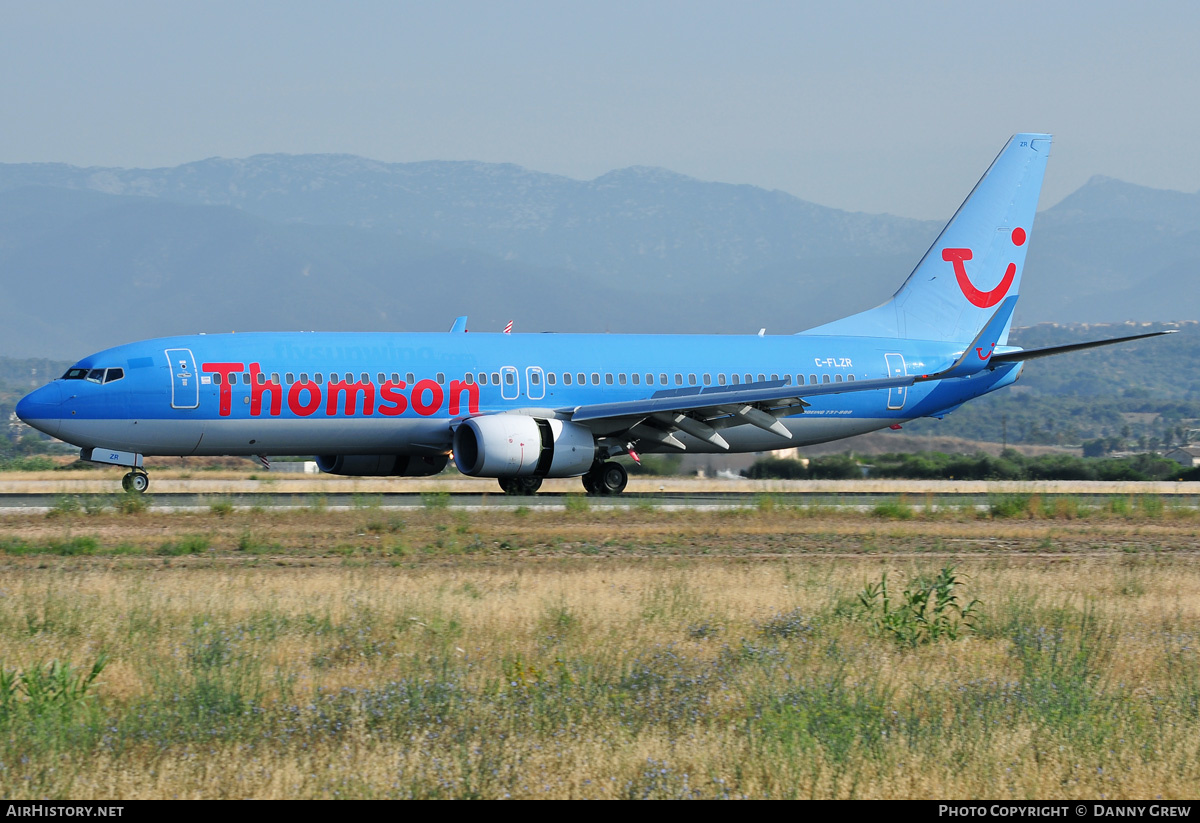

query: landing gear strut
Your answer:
[121,470,149,494]
[582,460,628,495]
[498,476,543,495]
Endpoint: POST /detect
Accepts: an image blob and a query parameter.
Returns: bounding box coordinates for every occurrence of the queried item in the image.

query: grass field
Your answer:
[1,497,1199,798]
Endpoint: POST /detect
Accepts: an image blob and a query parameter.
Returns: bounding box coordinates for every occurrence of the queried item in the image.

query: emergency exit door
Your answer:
[165,348,199,409]
[884,353,907,410]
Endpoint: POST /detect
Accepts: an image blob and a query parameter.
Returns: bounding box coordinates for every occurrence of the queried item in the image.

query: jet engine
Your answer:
[453,415,595,477]
[315,454,448,477]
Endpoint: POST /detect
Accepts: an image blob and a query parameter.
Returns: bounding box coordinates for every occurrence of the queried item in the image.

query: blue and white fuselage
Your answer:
[15,134,1174,494]
[19,330,1022,457]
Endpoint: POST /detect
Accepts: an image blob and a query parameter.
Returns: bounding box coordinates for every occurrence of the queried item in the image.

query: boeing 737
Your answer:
[15,134,1173,494]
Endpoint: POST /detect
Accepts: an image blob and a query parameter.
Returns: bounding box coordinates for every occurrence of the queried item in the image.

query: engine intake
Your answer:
[453,415,595,477]
[315,454,448,477]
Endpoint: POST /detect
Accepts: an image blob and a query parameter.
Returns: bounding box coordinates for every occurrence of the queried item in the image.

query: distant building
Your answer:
[1164,447,1200,468]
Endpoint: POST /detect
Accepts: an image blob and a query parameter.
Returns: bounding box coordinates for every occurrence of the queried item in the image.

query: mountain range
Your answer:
[1,155,1197,358]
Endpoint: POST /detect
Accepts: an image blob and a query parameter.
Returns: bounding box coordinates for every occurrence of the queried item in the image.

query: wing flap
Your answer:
[561,374,918,451]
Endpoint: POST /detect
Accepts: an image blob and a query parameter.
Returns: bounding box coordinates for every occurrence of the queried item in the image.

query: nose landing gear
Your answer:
[121,470,150,494]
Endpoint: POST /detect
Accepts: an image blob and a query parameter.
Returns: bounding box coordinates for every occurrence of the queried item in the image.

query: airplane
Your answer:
[15,133,1175,495]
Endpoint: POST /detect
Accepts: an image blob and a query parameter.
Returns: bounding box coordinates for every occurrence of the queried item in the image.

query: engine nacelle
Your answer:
[315,454,448,477]
[453,415,595,478]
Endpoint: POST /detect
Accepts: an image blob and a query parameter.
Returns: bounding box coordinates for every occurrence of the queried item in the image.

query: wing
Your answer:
[559,374,916,450]
[553,302,1176,452]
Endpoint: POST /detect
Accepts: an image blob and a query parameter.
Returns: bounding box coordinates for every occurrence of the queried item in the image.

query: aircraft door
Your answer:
[165,348,199,409]
[500,366,520,401]
[525,366,545,400]
[884,353,907,410]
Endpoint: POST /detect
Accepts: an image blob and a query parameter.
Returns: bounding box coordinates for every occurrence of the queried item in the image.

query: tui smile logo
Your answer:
[942,227,1026,308]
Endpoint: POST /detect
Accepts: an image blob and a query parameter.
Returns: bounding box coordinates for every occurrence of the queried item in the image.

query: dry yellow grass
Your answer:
[2,506,1200,798]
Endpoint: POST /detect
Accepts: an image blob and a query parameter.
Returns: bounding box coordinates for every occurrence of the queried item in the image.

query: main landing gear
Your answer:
[121,470,150,494]
[497,477,543,495]
[581,460,628,496]
[493,461,629,496]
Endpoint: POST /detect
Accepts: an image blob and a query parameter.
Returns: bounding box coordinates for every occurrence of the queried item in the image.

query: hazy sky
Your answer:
[3,1,1198,219]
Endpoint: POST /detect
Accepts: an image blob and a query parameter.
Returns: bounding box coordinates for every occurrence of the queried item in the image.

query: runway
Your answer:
[2,473,1199,513]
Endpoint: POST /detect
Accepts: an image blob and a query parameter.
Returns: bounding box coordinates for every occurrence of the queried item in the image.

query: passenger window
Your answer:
[314,373,323,385]
[532,372,541,385]
[407,373,415,384]
[618,373,627,385]
[771,374,778,381]
[718,374,726,385]
[578,373,585,385]
[758,374,766,382]
[271,373,281,385]
[547,373,556,386]
[436,372,445,384]
[505,372,515,385]
[605,373,613,385]
[391,373,400,384]
[242,373,251,385]
[659,373,667,385]
[299,373,307,384]
[377,373,385,384]
[465,373,475,384]
[478,373,487,385]
[796,374,805,385]
[213,373,222,385]
[783,375,791,386]
[285,372,294,384]
[632,373,640,385]
[361,373,370,384]
[563,373,572,385]
[645,374,654,385]
[257,373,266,385]
[492,373,501,385]
[732,374,740,385]
[591,373,600,385]
[702,374,711,385]
[822,374,831,383]
[848,374,856,382]
[674,373,683,385]
[835,374,843,382]
[809,374,817,385]
[688,374,697,385]
[744,374,752,383]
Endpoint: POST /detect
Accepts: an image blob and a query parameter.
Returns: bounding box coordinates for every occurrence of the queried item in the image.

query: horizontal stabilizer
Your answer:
[988,329,1178,365]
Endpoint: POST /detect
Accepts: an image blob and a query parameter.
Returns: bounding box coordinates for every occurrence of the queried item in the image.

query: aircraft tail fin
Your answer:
[801,133,1051,345]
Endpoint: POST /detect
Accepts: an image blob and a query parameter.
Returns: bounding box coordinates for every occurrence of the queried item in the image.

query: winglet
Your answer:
[917,296,1018,381]
[449,316,468,333]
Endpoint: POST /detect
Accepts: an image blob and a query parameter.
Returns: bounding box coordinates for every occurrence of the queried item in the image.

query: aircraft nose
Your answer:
[15,383,63,438]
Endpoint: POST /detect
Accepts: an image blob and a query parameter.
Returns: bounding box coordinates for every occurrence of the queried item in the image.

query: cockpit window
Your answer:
[63,367,125,383]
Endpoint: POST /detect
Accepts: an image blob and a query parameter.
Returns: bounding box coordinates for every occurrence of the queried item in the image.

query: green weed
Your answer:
[156,535,212,556]
[858,566,981,647]
[871,500,914,520]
